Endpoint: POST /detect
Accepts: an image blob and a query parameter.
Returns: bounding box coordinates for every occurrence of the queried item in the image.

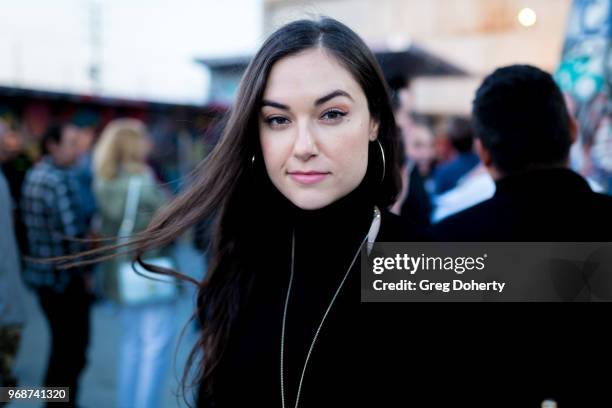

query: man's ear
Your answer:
[569,116,578,145]
[475,138,493,167]
[369,120,379,141]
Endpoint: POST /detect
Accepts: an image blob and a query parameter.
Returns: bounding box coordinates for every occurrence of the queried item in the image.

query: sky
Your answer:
[0,0,263,105]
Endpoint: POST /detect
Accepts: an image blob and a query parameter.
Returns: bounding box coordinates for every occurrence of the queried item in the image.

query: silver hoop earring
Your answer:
[251,154,256,168]
[376,139,385,184]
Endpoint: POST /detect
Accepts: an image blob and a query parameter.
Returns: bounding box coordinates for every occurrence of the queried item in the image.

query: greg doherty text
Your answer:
[372,279,506,293]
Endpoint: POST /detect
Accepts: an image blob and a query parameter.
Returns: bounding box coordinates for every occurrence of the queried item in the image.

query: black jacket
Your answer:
[430,168,612,241]
[424,168,612,407]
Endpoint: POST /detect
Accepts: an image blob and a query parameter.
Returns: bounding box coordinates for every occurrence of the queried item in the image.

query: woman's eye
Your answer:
[321,110,347,122]
[265,116,290,127]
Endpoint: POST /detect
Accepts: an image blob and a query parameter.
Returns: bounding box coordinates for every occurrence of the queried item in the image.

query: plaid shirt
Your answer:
[21,157,88,292]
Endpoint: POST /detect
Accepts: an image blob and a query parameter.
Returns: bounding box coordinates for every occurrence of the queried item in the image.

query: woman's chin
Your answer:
[283,192,337,211]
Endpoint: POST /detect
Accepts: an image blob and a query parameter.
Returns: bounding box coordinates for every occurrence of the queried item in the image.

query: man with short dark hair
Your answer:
[430,64,612,406]
[432,64,612,240]
[21,122,92,406]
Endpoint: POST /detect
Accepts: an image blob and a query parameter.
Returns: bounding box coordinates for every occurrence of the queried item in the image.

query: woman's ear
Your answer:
[369,121,379,141]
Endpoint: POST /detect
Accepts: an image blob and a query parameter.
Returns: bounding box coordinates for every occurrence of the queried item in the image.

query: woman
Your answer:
[92,118,176,408]
[185,17,423,407]
[67,17,422,407]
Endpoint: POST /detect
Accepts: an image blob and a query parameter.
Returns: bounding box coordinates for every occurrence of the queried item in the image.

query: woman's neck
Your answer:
[251,174,376,252]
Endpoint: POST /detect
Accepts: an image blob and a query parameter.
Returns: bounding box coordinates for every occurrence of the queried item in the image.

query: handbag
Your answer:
[117,176,178,305]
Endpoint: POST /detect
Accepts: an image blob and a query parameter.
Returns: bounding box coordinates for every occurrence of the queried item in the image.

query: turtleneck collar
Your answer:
[259,170,375,237]
[244,170,377,270]
[295,178,374,232]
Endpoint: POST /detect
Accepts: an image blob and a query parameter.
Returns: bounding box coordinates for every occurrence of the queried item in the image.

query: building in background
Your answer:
[0,0,263,106]
[263,0,572,115]
[195,46,466,106]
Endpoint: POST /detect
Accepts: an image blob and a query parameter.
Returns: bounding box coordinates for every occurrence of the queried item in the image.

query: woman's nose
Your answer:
[292,122,318,161]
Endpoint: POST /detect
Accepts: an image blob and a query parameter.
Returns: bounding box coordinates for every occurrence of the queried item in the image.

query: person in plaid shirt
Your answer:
[21,122,93,406]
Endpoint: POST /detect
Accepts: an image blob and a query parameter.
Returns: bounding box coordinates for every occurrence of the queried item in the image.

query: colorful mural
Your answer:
[555,0,612,193]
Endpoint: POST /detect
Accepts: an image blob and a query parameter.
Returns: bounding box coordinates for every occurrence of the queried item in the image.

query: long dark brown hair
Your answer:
[59,16,401,405]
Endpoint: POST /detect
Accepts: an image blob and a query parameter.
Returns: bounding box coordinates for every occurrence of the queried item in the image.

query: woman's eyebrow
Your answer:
[261,90,353,111]
[314,89,353,106]
[261,100,289,110]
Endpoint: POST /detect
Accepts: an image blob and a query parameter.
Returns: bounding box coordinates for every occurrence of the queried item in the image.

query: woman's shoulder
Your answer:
[95,168,153,186]
[94,172,129,191]
[378,208,431,242]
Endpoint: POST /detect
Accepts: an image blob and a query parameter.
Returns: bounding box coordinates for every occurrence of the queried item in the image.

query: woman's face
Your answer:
[259,47,378,210]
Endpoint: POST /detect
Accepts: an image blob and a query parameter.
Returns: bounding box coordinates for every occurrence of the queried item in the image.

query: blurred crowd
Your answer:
[0,108,211,407]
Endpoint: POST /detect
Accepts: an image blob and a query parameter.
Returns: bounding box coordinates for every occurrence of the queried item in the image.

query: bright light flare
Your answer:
[518,8,537,27]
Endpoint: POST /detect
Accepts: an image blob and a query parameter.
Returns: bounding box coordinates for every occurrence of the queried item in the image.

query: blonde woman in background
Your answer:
[92,118,175,408]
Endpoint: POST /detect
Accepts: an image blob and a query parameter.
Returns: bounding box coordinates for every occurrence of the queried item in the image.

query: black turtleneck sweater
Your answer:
[205,175,423,407]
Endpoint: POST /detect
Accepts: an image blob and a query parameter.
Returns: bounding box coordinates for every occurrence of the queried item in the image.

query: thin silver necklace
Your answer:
[280,206,381,408]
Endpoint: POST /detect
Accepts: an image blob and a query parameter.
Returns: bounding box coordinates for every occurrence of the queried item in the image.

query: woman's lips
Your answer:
[288,171,329,185]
